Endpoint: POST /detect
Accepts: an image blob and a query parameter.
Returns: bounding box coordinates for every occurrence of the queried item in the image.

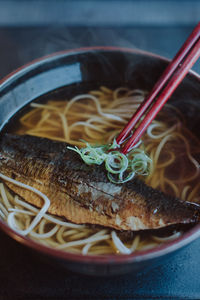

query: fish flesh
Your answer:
[0,133,199,231]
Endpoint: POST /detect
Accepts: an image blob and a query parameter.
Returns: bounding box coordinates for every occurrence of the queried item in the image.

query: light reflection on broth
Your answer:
[0,86,199,255]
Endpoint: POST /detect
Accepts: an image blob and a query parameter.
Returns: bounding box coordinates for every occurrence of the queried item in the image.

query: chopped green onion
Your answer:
[67,139,152,184]
[105,151,128,174]
[108,171,135,184]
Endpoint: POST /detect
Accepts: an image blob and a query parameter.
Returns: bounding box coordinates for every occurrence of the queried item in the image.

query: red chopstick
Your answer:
[116,22,200,155]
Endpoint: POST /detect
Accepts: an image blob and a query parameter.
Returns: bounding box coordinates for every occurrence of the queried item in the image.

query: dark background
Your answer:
[0,1,200,299]
[0,0,200,79]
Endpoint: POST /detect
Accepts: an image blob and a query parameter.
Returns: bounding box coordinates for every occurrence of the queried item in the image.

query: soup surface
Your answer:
[0,86,199,255]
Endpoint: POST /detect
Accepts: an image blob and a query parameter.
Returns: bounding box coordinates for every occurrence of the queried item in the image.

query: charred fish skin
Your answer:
[0,133,199,231]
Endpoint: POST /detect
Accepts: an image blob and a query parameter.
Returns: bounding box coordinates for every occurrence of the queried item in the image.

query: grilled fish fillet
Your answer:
[0,134,199,231]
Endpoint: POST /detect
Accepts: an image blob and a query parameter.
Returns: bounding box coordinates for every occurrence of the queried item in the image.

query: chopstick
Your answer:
[116,22,200,155]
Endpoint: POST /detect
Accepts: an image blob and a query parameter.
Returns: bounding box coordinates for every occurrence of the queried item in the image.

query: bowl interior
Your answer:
[1,48,200,136]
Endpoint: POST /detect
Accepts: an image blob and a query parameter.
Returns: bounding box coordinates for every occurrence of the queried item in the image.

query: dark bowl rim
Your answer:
[0,46,200,264]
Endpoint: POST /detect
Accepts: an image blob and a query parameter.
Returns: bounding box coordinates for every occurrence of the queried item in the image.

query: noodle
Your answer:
[0,173,50,236]
[111,231,132,254]
[0,86,199,255]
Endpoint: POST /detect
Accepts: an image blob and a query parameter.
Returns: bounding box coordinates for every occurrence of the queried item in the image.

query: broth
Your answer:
[0,86,199,255]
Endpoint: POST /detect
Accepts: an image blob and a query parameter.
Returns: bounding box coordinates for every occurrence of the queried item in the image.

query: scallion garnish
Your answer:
[67,139,152,184]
